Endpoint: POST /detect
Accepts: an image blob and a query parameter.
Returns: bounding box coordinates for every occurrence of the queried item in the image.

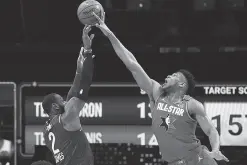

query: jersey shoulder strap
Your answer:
[183,95,192,102]
[52,115,63,127]
[183,95,198,122]
[44,115,62,132]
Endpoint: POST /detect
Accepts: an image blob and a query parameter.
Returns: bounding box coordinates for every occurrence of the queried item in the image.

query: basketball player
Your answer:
[93,13,229,165]
[42,25,95,165]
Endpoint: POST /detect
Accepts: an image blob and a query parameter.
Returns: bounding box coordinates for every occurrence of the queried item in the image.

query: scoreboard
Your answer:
[17,83,247,157]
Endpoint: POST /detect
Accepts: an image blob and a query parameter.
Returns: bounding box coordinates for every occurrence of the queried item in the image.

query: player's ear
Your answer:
[52,103,60,110]
[179,82,186,88]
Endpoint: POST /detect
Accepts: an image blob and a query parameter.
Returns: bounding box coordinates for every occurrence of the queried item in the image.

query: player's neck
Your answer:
[49,113,57,119]
[166,91,184,103]
[50,114,56,118]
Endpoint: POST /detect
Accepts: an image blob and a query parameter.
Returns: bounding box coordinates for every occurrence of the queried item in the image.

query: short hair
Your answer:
[178,69,196,95]
[31,160,54,165]
[42,93,58,115]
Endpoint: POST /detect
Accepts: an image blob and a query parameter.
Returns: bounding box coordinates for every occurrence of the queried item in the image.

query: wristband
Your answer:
[80,47,93,57]
[84,48,92,54]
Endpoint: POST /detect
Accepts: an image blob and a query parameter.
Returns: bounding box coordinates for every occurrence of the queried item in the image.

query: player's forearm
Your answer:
[67,73,82,101]
[67,52,94,101]
[107,32,138,70]
[106,32,153,94]
[208,127,220,151]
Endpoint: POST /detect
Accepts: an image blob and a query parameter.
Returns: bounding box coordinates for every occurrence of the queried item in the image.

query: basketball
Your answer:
[77,0,103,25]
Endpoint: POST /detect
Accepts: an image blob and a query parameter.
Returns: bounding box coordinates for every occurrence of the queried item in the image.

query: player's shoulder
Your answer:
[187,96,205,115]
[150,79,163,101]
[65,97,85,111]
[185,95,201,104]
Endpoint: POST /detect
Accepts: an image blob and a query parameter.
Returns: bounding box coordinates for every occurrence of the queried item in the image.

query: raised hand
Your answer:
[207,150,229,162]
[77,25,94,71]
[92,12,111,36]
[82,25,94,50]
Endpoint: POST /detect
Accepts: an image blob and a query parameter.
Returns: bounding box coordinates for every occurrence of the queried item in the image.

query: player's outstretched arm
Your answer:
[93,12,161,97]
[62,25,95,124]
[189,99,229,162]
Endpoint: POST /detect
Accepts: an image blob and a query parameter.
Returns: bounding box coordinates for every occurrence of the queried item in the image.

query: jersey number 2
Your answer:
[48,132,60,155]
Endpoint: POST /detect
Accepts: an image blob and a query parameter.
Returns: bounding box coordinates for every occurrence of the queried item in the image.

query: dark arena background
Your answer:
[0,0,247,165]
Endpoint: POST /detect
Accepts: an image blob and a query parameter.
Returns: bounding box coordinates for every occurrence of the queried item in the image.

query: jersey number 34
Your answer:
[48,132,60,155]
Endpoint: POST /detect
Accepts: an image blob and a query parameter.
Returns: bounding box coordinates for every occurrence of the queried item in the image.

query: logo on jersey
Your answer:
[198,155,203,162]
[160,114,176,131]
[46,124,52,131]
[177,160,185,164]
[156,102,184,116]
[55,152,64,163]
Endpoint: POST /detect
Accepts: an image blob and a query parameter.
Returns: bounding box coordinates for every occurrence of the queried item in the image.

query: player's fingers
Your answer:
[84,25,91,34]
[83,25,90,32]
[100,11,104,21]
[102,12,105,22]
[90,34,95,40]
[87,27,92,33]
[92,12,101,22]
[79,47,84,56]
[83,25,87,31]
[82,28,87,37]
[95,23,100,28]
[221,154,229,162]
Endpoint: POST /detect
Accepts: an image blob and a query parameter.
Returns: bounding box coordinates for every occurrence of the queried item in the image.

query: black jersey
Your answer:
[44,115,93,165]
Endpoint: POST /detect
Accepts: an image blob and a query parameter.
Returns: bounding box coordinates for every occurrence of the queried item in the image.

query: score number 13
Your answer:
[137,102,152,119]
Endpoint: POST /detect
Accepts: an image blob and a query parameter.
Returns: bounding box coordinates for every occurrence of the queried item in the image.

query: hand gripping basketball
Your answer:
[93,12,111,37]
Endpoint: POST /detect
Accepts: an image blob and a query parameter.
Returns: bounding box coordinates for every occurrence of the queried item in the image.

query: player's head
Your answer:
[161,69,195,95]
[42,93,65,116]
[31,160,54,165]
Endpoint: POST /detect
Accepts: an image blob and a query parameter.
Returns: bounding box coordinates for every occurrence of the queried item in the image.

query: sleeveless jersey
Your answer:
[43,115,93,165]
[150,95,200,163]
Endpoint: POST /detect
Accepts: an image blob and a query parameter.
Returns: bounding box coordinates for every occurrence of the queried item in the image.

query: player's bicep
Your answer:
[128,61,162,100]
[193,102,215,136]
[196,114,215,136]
[61,97,85,124]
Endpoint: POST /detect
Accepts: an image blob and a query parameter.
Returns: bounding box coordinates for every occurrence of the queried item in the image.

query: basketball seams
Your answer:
[77,0,103,25]
[79,11,101,20]
[78,3,101,19]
